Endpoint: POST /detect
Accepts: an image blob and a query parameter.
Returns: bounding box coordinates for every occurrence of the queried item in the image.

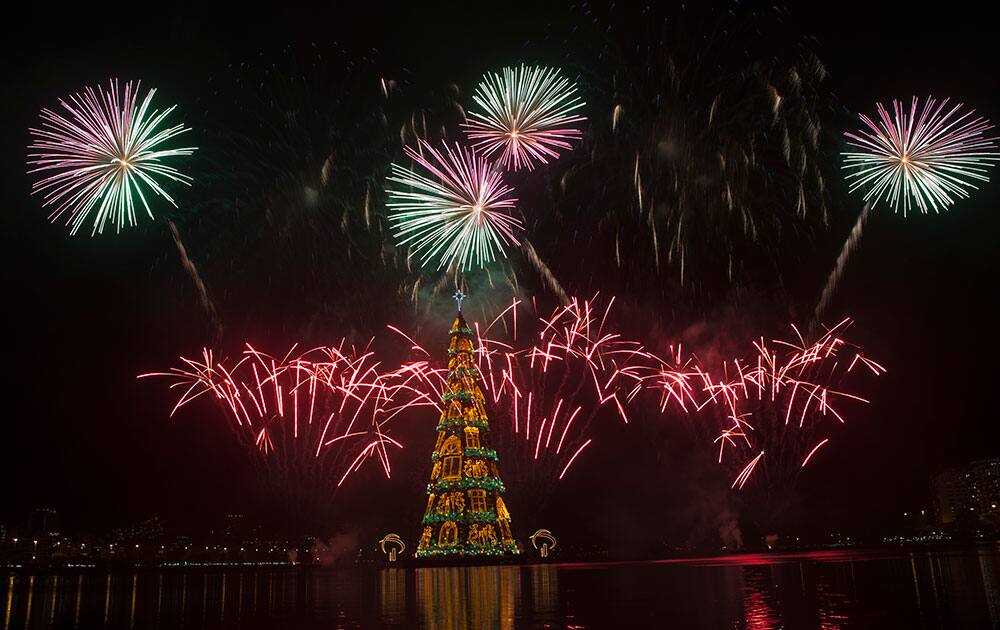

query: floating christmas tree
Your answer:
[415,292,520,559]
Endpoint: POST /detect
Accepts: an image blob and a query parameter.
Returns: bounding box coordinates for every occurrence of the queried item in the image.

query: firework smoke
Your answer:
[525,5,830,298]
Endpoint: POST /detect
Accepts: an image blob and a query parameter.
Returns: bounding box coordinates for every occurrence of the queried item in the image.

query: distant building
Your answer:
[933,458,1000,524]
[27,508,59,536]
[224,513,246,540]
[112,516,165,544]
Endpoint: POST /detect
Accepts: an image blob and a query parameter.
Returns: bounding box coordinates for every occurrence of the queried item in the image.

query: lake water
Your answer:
[3,548,999,628]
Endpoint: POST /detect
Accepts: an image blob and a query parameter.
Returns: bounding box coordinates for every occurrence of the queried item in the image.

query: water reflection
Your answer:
[72,575,81,628]
[415,565,519,630]
[741,567,779,629]
[981,548,1000,627]
[4,576,13,630]
[379,568,406,624]
[529,564,558,621]
[22,577,32,630]
[815,569,850,629]
[0,549,997,628]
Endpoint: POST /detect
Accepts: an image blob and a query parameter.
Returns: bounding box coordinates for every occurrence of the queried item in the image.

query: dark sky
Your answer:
[0,2,997,547]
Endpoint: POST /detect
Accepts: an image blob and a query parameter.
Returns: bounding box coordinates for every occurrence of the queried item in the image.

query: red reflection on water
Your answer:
[742,573,779,630]
[549,548,910,571]
[816,575,850,630]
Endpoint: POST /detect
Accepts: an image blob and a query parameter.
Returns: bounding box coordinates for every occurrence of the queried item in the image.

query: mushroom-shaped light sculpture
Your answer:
[529,529,557,559]
[379,533,406,562]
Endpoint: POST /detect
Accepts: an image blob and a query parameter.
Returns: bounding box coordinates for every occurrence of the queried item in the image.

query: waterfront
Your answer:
[2,547,999,628]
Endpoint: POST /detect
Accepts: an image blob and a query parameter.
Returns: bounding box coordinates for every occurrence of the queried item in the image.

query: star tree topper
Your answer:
[453,290,466,311]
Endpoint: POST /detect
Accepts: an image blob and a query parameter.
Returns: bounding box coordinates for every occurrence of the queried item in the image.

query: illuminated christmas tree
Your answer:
[415,292,520,559]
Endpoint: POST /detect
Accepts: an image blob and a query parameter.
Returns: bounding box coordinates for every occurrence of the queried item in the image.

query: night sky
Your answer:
[1,2,997,550]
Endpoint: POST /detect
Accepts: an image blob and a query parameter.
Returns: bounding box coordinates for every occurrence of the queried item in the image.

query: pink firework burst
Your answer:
[647,319,884,491]
[388,296,691,511]
[140,342,437,504]
[27,79,196,235]
[463,65,586,172]
[386,139,522,269]
[843,96,999,216]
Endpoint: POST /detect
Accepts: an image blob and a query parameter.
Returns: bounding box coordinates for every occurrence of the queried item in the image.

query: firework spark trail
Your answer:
[800,438,830,468]
[386,139,522,270]
[732,451,764,489]
[558,439,592,480]
[647,319,884,490]
[522,239,570,304]
[140,342,437,492]
[464,65,586,171]
[27,79,197,235]
[810,202,871,335]
[167,219,223,342]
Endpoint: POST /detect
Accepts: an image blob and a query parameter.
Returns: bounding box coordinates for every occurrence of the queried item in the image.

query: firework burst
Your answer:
[475,299,656,485]
[463,65,586,172]
[649,319,884,495]
[814,97,998,327]
[27,79,196,235]
[140,342,436,519]
[843,97,999,216]
[390,296,692,514]
[386,140,522,270]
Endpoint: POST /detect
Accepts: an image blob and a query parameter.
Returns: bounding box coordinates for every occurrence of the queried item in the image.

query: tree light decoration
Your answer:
[463,65,586,171]
[414,307,520,559]
[386,140,521,270]
[27,79,197,235]
[390,296,694,513]
[843,96,999,216]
